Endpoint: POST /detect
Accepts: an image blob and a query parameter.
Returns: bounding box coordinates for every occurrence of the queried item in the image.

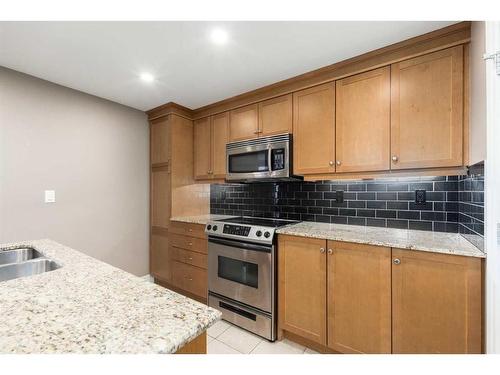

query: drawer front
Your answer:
[171,261,207,298]
[171,247,207,269]
[170,221,206,239]
[169,233,207,254]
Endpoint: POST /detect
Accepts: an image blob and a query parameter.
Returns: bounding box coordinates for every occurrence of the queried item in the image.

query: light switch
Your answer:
[44,190,56,203]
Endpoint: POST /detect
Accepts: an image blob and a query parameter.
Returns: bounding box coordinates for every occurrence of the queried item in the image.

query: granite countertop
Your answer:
[0,239,221,354]
[276,222,486,258]
[170,214,235,225]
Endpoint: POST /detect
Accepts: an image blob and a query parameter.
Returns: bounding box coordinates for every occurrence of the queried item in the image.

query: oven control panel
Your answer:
[205,221,276,245]
[223,224,251,236]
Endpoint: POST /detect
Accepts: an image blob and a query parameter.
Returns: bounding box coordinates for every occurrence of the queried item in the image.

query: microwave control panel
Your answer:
[271,148,285,171]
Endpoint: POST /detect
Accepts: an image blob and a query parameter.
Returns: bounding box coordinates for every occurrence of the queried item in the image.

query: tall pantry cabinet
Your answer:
[149,114,209,287]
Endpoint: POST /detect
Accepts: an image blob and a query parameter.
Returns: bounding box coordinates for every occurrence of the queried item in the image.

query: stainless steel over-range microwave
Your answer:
[225,133,301,182]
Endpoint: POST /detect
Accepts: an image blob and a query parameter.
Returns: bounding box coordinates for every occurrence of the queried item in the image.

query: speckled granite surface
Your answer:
[277,222,485,258]
[0,239,221,354]
[170,214,235,225]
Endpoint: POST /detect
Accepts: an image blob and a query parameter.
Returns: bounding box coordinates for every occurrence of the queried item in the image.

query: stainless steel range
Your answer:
[205,216,299,341]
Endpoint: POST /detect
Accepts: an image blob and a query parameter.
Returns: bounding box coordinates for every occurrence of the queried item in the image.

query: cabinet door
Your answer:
[278,235,327,345]
[151,230,170,282]
[336,67,390,172]
[327,241,391,353]
[392,249,482,353]
[293,82,335,175]
[229,104,259,141]
[211,112,229,179]
[193,117,211,180]
[151,168,170,229]
[258,94,293,137]
[150,117,170,165]
[391,46,464,169]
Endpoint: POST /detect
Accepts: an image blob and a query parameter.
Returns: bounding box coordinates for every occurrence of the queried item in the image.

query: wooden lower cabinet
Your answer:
[392,249,482,353]
[278,235,327,345]
[277,235,483,354]
[150,228,170,282]
[327,241,391,354]
[171,261,207,298]
[175,332,207,354]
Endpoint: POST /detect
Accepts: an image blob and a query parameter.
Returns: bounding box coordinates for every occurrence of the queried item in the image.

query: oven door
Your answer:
[208,237,272,312]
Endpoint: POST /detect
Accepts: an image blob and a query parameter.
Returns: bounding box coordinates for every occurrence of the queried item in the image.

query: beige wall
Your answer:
[0,67,150,276]
[469,21,487,165]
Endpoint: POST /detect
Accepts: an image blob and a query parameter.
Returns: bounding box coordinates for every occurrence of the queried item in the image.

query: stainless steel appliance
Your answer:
[205,216,299,341]
[226,133,301,182]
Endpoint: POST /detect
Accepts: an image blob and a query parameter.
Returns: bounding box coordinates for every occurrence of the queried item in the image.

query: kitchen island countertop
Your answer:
[0,239,220,353]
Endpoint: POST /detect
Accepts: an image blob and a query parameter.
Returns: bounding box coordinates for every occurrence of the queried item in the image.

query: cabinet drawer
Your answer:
[171,247,207,269]
[171,261,207,299]
[170,221,206,239]
[169,233,207,254]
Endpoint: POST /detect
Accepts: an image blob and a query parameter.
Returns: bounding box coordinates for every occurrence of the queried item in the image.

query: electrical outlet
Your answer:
[415,189,426,204]
[336,190,344,204]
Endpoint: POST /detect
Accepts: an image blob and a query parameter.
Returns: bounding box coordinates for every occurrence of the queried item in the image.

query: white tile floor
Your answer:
[207,320,320,354]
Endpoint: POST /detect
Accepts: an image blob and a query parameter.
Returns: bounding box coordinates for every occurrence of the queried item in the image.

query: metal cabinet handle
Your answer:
[328,249,333,255]
[320,248,325,253]
[336,161,341,166]
[188,242,193,246]
[188,257,193,261]
[392,156,399,162]
[188,228,193,232]
[329,161,334,166]
[393,258,401,265]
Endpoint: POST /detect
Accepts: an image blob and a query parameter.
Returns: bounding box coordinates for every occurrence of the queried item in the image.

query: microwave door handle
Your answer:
[268,148,273,172]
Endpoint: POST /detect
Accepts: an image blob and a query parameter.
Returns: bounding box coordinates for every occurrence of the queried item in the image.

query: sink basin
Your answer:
[0,258,60,282]
[0,247,43,265]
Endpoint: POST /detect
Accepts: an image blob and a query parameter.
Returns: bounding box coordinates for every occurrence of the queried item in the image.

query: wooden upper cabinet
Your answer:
[193,117,211,180]
[336,67,391,173]
[391,45,464,170]
[293,82,336,175]
[392,249,482,353]
[211,112,229,179]
[278,235,327,345]
[150,117,170,165]
[258,94,293,137]
[327,241,392,354]
[229,104,259,142]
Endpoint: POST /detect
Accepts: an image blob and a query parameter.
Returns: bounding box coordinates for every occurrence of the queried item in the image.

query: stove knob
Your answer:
[206,224,212,231]
[213,225,218,231]
[264,231,271,238]
[256,230,262,237]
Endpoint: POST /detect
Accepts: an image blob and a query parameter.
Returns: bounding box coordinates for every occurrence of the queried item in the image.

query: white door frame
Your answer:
[485,21,500,353]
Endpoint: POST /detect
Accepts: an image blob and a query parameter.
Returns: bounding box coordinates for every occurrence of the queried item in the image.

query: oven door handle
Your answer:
[208,237,272,253]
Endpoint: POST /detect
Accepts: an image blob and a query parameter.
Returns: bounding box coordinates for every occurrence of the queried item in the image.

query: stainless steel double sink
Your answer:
[0,247,60,282]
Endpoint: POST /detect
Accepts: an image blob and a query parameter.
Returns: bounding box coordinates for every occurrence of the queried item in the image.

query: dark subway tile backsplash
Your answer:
[211,175,464,233]
[458,162,484,251]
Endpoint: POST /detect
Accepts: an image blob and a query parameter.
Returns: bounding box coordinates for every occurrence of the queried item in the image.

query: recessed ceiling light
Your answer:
[210,28,228,45]
[140,72,155,83]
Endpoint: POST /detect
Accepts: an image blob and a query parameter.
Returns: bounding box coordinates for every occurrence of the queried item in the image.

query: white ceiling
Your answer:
[0,21,458,111]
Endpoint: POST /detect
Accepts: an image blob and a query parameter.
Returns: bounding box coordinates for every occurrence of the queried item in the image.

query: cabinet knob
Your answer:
[188,242,193,246]
[392,155,399,162]
[188,228,193,232]
[328,249,333,255]
[188,257,193,261]
[336,160,341,166]
[329,161,334,166]
[393,258,401,265]
[320,247,325,253]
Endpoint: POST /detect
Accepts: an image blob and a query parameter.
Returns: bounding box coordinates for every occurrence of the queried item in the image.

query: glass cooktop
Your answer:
[216,216,300,228]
